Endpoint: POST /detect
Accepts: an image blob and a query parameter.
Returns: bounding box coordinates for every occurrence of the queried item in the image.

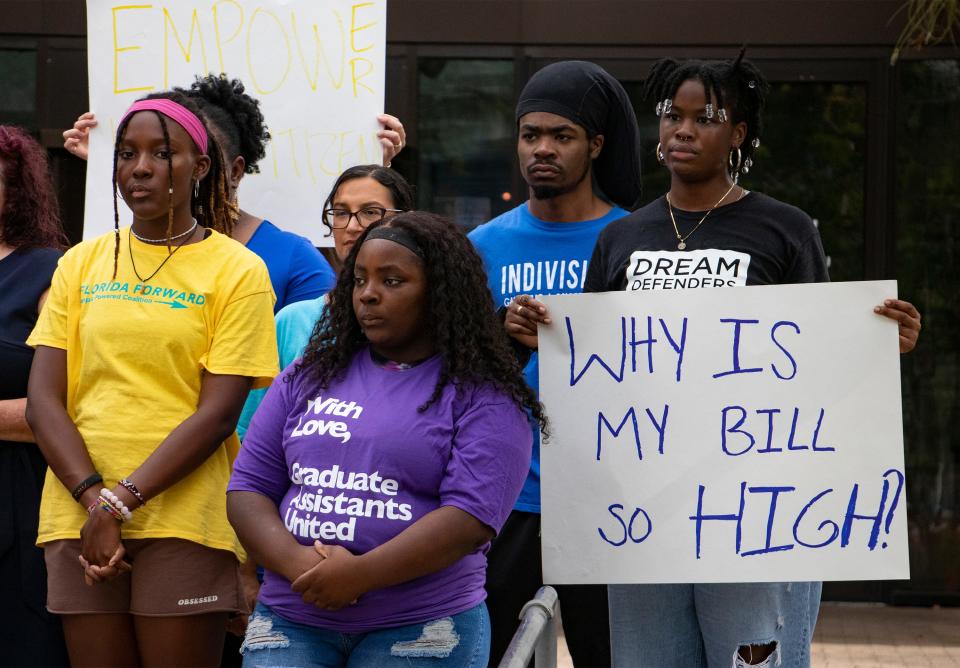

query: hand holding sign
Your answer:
[504,294,551,350]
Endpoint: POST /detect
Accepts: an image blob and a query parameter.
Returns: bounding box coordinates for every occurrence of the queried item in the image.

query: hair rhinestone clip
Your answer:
[663,98,673,115]
[751,137,761,148]
[705,103,715,119]
[717,108,728,123]
[748,80,757,89]
[656,101,663,116]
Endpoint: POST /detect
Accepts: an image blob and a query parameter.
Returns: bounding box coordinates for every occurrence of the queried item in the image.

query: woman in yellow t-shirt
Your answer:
[26,91,278,666]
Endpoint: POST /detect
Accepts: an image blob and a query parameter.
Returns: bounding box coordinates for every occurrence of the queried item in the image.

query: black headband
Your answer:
[362,226,425,260]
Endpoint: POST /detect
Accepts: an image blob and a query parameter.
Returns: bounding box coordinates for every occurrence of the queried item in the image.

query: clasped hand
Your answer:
[291,541,365,611]
[78,509,131,585]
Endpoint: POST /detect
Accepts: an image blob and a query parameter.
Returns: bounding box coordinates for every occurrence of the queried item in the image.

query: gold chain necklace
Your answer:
[666,182,739,250]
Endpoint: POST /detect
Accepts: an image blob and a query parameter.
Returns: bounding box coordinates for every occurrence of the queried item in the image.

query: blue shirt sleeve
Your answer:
[236,297,327,441]
[284,235,336,307]
[228,367,296,505]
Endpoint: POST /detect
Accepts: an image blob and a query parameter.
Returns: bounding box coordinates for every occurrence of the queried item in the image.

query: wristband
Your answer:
[119,478,146,505]
[71,473,103,501]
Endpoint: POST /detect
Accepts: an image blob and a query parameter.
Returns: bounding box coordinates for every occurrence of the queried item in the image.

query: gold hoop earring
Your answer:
[656,142,665,165]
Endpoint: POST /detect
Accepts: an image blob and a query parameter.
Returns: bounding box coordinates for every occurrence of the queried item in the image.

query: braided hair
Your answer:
[181,74,270,174]
[643,49,769,177]
[110,90,234,278]
[298,211,547,432]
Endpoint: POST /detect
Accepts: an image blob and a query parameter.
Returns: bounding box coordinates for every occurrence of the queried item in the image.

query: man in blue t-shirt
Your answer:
[469,60,643,668]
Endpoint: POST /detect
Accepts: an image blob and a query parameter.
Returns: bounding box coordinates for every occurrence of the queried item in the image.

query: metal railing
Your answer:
[498,586,560,668]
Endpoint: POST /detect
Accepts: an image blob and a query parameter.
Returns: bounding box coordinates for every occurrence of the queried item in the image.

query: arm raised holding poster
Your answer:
[84,0,390,246]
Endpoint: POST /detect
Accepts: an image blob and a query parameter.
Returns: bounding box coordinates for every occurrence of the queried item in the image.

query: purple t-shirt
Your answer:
[229,348,532,632]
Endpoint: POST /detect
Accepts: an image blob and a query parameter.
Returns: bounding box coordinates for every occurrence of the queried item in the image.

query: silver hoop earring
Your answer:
[728,147,742,179]
[656,142,665,165]
[193,179,200,199]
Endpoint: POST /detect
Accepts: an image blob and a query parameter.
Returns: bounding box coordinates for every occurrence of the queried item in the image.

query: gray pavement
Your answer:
[553,601,960,666]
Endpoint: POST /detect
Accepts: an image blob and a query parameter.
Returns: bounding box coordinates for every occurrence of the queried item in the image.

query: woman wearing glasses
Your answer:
[237,165,414,436]
[274,165,414,368]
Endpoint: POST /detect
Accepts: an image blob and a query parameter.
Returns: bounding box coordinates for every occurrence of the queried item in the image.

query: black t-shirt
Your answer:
[584,191,829,293]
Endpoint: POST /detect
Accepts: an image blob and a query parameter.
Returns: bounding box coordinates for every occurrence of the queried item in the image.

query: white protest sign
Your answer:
[539,280,908,584]
[84,0,387,245]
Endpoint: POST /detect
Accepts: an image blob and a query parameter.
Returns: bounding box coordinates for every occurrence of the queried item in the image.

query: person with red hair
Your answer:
[0,124,70,666]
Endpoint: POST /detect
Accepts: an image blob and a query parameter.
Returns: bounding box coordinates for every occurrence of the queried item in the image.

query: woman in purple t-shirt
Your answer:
[228,211,542,667]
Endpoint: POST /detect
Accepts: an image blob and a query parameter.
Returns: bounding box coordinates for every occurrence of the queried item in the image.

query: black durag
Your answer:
[516,60,642,211]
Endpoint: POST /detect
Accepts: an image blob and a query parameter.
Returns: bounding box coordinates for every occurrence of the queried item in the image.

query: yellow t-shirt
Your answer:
[27,227,279,557]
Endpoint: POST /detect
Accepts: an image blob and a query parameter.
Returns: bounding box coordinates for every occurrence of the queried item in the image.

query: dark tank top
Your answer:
[1,246,62,400]
[0,245,70,664]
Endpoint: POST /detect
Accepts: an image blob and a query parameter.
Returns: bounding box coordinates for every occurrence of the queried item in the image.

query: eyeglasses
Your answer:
[322,206,404,229]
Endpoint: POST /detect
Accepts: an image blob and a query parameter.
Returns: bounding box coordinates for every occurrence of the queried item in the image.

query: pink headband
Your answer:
[120,99,208,154]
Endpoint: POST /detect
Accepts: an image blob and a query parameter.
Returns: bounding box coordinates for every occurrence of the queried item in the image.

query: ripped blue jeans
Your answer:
[241,601,490,667]
[608,582,822,667]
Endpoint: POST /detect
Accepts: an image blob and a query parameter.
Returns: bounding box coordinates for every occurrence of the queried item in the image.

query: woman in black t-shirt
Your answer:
[0,125,70,666]
[502,54,921,668]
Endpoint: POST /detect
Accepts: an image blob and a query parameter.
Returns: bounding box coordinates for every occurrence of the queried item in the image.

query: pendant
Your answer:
[677,241,686,250]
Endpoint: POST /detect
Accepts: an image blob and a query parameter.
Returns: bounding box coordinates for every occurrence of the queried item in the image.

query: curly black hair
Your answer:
[111,90,234,277]
[643,48,769,177]
[180,74,270,174]
[298,211,547,431]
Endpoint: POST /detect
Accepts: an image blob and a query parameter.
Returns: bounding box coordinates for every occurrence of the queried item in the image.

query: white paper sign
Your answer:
[539,281,908,584]
[84,0,387,245]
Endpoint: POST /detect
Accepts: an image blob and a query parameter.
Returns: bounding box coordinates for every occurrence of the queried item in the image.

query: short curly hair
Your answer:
[180,74,270,174]
[299,211,547,431]
[0,125,67,249]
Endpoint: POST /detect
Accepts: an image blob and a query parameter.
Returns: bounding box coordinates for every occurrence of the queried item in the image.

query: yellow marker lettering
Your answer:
[113,5,155,94]
[163,7,209,88]
[310,132,339,176]
[303,128,318,184]
[336,131,358,173]
[212,0,244,73]
[268,128,301,178]
[282,128,302,178]
[290,10,345,91]
[350,2,377,53]
[338,131,371,168]
[246,8,292,95]
[350,57,375,97]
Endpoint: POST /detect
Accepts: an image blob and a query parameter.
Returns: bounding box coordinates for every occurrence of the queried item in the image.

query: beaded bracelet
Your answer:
[71,472,103,501]
[119,478,146,505]
[97,488,133,522]
[96,496,126,522]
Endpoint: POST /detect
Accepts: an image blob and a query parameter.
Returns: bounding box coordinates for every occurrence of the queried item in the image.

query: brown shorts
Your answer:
[44,538,245,616]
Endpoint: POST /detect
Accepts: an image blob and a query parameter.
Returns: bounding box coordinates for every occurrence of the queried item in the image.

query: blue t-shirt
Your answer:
[469,202,628,513]
[237,296,328,440]
[246,220,336,313]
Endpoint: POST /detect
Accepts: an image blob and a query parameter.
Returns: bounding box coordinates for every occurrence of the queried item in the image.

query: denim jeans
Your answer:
[608,582,822,667]
[241,601,490,667]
